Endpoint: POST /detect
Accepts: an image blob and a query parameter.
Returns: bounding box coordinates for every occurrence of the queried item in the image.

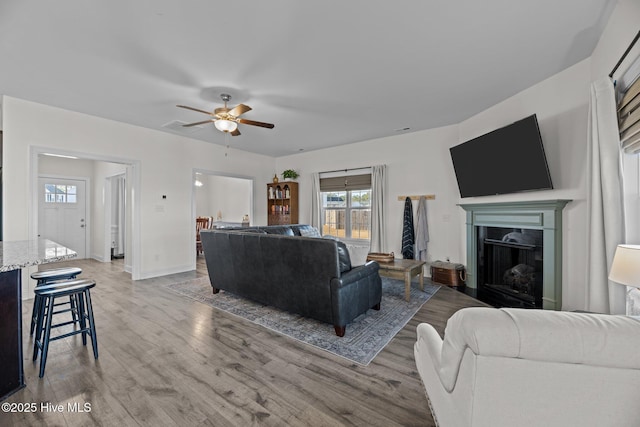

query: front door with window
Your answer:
[38,177,87,258]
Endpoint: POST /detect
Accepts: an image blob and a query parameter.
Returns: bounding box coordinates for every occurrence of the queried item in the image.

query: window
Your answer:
[320,173,371,240]
[616,61,640,154]
[44,184,77,203]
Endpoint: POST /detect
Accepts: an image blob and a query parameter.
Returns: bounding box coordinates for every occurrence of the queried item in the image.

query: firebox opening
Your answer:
[477,226,543,309]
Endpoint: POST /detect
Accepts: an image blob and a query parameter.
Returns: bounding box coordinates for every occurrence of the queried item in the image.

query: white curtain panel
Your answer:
[310,172,321,230]
[586,77,626,314]
[370,165,386,253]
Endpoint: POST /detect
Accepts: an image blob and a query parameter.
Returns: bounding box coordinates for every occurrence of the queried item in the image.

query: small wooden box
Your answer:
[430,261,466,288]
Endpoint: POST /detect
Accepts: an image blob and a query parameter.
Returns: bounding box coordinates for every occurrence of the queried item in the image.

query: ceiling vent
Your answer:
[162,120,204,133]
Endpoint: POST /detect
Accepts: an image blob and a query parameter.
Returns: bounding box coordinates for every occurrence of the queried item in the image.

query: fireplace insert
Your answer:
[476,227,543,309]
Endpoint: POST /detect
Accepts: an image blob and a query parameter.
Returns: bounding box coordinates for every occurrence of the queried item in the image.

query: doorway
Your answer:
[192,170,254,261]
[108,173,126,260]
[31,147,142,279]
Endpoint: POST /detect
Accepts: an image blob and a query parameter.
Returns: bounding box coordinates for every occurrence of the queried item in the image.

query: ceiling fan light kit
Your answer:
[214,119,238,133]
[177,93,274,136]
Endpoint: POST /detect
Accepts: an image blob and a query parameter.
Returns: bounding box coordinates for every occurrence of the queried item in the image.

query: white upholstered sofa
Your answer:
[414,307,640,427]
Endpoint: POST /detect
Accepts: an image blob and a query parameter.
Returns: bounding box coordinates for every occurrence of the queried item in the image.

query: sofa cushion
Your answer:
[336,241,352,273]
[321,235,352,273]
[295,225,322,237]
[238,228,267,234]
[262,226,295,236]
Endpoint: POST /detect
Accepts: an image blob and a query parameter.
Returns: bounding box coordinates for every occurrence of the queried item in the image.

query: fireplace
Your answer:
[477,226,543,308]
[459,200,570,310]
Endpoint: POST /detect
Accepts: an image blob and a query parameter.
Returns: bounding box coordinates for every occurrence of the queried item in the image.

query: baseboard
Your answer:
[136,264,194,280]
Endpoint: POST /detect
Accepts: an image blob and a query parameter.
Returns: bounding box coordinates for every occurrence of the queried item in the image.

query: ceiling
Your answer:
[0,0,616,157]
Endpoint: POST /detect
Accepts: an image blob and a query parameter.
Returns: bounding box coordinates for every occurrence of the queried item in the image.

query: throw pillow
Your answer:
[297,225,321,238]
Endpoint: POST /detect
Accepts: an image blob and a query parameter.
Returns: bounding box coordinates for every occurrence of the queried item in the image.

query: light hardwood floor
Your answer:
[1,258,485,427]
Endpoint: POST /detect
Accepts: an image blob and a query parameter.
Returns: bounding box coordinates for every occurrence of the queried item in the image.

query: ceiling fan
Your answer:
[176,93,274,136]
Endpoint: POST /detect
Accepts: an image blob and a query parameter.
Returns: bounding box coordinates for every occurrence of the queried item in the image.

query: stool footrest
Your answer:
[49,328,94,342]
[50,318,81,329]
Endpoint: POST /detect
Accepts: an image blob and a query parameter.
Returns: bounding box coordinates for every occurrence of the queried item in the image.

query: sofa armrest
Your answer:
[330,261,382,327]
[416,323,443,363]
[333,261,379,288]
[415,323,452,391]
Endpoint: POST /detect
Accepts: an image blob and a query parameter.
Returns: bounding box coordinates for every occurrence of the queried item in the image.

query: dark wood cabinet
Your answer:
[267,182,298,225]
[0,269,24,400]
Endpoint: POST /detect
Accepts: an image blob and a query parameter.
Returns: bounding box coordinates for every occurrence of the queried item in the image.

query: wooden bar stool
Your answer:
[30,267,83,336]
[32,279,98,378]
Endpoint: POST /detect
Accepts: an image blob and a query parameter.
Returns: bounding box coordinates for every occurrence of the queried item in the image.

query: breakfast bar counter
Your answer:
[0,239,77,400]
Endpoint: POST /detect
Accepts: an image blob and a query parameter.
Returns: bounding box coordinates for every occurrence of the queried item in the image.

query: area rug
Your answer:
[166,276,439,365]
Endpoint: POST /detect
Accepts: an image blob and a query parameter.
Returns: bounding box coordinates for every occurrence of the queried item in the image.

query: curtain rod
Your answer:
[319,166,372,174]
[610,30,640,78]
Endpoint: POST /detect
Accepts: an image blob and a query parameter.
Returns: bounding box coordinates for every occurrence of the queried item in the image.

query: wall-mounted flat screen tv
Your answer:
[450,114,553,198]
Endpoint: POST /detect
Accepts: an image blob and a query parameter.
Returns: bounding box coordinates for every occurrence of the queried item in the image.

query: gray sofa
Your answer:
[201,224,382,336]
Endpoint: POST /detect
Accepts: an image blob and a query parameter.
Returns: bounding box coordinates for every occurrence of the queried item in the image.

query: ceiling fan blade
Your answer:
[228,103,252,117]
[182,119,214,127]
[238,118,275,129]
[176,105,212,115]
[231,128,241,136]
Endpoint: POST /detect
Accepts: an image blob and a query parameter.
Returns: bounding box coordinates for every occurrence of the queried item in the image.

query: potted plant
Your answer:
[281,169,299,181]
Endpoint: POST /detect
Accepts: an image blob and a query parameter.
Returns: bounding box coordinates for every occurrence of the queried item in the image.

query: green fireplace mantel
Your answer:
[459,199,571,310]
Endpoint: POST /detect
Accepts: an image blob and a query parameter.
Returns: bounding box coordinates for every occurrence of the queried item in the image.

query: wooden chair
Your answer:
[196,217,210,255]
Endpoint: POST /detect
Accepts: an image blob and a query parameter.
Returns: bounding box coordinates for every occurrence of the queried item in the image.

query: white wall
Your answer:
[276,124,463,264]
[2,96,275,279]
[39,155,95,177]
[590,0,640,80]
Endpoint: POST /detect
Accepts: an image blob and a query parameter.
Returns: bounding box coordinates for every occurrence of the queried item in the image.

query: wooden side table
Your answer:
[376,259,426,302]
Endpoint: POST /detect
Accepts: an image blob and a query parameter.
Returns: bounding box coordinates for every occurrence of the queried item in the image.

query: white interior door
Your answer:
[38,177,87,258]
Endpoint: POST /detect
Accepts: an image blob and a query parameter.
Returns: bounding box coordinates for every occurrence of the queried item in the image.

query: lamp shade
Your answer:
[214,119,238,133]
[609,245,640,288]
